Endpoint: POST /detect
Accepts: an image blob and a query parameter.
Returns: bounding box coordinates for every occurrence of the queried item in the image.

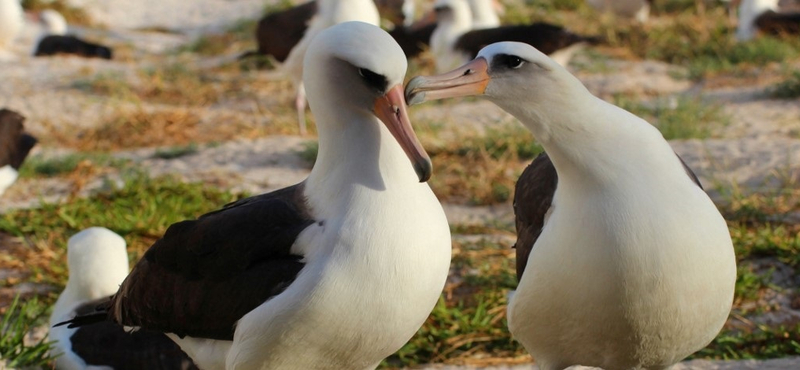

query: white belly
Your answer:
[508,186,736,370]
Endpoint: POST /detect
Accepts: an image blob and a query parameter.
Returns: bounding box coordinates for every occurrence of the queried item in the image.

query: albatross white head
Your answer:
[407,42,596,146]
[39,9,69,36]
[50,227,129,326]
[304,21,432,187]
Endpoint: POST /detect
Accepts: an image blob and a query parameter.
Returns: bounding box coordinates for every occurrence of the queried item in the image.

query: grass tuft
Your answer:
[19,154,129,178]
[0,174,242,286]
[153,143,200,160]
[769,71,800,99]
[0,295,55,367]
[614,95,728,139]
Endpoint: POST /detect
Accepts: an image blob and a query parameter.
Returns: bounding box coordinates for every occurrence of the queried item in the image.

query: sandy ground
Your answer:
[1,0,800,369]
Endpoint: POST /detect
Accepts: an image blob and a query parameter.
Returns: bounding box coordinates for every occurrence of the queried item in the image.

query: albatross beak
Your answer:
[404,57,490,106]
[374,84,432,183]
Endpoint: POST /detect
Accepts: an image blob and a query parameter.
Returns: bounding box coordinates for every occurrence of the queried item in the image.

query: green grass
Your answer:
[695,324,800,360]
[18,153,130,178]
[176,19,257,56]
[153,143,199,159]
[769,71,800,99]
[0,174,242,285]
[0,296,55,368]
[614,95,728,140]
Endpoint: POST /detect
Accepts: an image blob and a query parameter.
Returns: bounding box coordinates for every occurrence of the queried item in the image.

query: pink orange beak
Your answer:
[374,84,432,182]
[404,57,490,106]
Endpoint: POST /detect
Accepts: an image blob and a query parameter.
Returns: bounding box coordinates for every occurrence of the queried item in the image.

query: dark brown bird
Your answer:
[35,35,113,59]
[242,0,411,62]
[0,108,37,196]
[430,0,601,72]
[737,0,800,40]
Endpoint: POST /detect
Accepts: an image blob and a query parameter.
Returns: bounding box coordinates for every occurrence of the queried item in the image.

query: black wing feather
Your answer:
[99,183,315,340]
[512,153,702,280]
[455,23,601,59]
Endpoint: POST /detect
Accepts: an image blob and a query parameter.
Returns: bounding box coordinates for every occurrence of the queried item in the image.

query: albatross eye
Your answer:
[358,68,388,93]
[506,56,523,69]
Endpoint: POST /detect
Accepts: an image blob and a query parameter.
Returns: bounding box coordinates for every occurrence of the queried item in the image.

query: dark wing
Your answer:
[34,36,113,59]
[756,11,800,36]
[0,109,37,169]
[389,22,437,58]
[513,153,557,281]
[255,1,317,62]
[69,301,199,370]
[677,154,703,190]
[455,23,601,59]
[513,152,703,280]
[109,183,315,340]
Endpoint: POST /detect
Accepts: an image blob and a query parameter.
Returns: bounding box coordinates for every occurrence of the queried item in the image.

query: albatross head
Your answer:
[304,21,432,182]
[64,227,129,299]
[405,42,591,140]
[39,9,68,36]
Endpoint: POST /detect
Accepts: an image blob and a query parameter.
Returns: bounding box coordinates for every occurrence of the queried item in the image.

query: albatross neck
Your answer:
[502,92,668,188]
[305,102,421,209]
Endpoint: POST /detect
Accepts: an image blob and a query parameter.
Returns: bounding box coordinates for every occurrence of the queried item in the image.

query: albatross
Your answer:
[60,21,451,370]
[0,108,37,197]
[49,227,198,370]
[430,0,599,72]
[34,9,113,59]
[737,0,800,41]
[280,0,380,135]
[406,42,736,370]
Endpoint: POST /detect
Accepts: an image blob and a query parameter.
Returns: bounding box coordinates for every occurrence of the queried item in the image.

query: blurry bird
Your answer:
[466,0,500,29]
[0,108,37,197]
[33,9,113,59]
[737,0,800,41]
[586,0,652,23]
[430,0,599,72]
[0,0,23,58]
[280,0,380,135]
[242,0,410,64]
[49,227,199,370]
[406,41,736,370]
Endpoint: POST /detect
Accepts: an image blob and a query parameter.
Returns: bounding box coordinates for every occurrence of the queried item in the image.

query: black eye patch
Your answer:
[358,68,388,93]
[492,54,525,70]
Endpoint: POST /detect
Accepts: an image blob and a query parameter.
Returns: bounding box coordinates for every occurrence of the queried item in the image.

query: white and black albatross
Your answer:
[49,227,198,370]
[58,21,452,370]
[0,108,37,197]
[34,10,113,59]
[430,0,600,72]
[737,0,800,41]
[406,42,737,370]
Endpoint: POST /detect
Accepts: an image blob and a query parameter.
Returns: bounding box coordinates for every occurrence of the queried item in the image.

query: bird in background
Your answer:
[33,9,113,59]
[430,0,600,73]
[0,108,37,197]
[736,0,800,41]
[280,0,380,135]
[49,227,198,370]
